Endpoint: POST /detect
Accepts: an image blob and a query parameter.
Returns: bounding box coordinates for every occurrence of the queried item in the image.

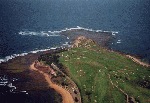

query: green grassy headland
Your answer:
[58,37,150,103]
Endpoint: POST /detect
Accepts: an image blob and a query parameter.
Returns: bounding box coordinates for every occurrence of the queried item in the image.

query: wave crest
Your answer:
[0,48,57,64]
[18,26,118,37]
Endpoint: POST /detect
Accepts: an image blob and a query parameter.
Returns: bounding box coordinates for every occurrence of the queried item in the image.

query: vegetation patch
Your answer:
[57,37,150,103]
[38,37,150,103]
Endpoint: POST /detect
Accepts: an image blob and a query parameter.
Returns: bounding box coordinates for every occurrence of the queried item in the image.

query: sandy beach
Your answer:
[30,62,74,103]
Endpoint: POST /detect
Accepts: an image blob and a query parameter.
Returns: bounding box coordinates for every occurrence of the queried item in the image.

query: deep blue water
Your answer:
[0,0,150,62]
[0,0,150,102]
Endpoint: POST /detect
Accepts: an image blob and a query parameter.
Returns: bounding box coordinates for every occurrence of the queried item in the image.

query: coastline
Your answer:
[30,62,74,103]
[126,55,150,67]
[57,36,150,103]
[0,31,149,103]
[0,49,63,103]
[0,27,116,64]
[107,49,150,67]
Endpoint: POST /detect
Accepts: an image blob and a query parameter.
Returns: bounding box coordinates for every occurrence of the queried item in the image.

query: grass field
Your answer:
[58,38,150,103]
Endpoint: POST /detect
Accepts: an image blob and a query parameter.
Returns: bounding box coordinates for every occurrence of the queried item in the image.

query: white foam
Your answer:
[67,37,69,39]
[96,30,102,32]
[19,31,60,37]
[48,34,60,36]
[0,39,73,64]
[63,42,69,46]
[116,39,121,43]
[0,59,5,63]
[29,48,52,53]
[103,31,110,33]
[0,53,29,64]
[48,30,61,34]
[0,48,59,64]
[50,47,57,50]
[6,26,119,64]
[112,33,116,36]
[112,31,119,36]
[117,41,121,44]
[19,26,118,37]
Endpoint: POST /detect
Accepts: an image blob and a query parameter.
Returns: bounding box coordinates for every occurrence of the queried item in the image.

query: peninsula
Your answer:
[0,31,150,103]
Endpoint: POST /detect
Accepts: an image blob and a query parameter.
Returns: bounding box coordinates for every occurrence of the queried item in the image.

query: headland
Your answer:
[0,29,150,103]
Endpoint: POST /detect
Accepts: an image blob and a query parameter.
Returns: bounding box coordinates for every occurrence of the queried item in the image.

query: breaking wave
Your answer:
[0,45,70,64]
[0,50,48,64]
[18,26,118,37]
[0,39,71,64]
[1,26,118,64]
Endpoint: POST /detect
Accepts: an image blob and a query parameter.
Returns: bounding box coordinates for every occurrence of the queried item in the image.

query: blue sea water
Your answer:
[0,0,150,62]
[0,0,150,102]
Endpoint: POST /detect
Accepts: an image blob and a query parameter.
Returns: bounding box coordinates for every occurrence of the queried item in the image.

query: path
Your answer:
[108,74,129,103]
[30,62,74,103]
[126,55,150,67]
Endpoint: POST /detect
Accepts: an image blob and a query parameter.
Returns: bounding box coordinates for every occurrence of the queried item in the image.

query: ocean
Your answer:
[0,0,150,63]
[0,0,150,102]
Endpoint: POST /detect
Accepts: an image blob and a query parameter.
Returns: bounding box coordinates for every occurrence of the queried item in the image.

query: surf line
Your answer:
[30,62,74,103]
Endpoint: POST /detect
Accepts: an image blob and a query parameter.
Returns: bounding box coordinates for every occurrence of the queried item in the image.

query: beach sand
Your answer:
[30,62,74,103]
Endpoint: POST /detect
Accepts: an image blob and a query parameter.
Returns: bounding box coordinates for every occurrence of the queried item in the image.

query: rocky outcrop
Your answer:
[71,36,95,48]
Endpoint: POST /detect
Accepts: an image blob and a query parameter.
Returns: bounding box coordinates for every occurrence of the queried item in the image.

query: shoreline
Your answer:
[107,49,150,67]
[1,27,149,66]
[105,49,150,67]
[0,28,115,64]
[126,55,150,67]
[56,36,150,103]
[0,35,149,69]
[0,33,149,103]
[30,62,74,103]
[72,36,150,67]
